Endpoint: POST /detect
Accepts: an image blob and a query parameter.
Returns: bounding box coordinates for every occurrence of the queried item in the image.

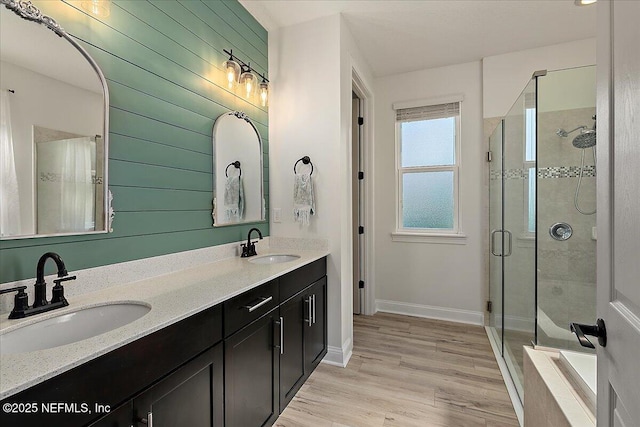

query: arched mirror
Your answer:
[212,111,265,226]
[0,0,111,239]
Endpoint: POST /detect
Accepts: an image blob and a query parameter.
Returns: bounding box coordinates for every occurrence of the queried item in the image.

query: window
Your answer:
[393,100,463,241]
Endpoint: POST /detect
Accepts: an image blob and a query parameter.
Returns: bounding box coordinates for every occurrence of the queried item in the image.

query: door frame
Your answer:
[352,68,375,315]
[596,1,640,425]
[596,0,613,422]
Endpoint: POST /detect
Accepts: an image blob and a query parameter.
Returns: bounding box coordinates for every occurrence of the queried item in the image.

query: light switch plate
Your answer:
[273,208,282,223]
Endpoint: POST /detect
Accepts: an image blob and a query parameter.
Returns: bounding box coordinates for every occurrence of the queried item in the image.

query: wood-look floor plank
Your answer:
[277,312,519,427]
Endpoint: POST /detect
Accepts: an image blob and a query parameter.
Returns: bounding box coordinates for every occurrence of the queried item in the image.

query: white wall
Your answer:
[0,60,102,235]
[339,17,376,350]
[269,15,374,365]
[483,38,596,119]
[373,61,485,324]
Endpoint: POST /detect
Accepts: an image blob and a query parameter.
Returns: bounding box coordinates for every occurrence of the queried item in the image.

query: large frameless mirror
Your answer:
[0,0,111,240]
[212,111,265,226]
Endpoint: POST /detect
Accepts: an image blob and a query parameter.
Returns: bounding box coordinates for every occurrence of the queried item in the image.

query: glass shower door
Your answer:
[535,66,597,353]
[502,79,537,400]
[488,121,504,350]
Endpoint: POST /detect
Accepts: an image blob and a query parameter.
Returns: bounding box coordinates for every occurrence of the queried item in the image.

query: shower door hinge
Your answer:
[358,171,364,180]
[359,280,365,289]
[358,226,364,234]
[487,300,493,313]
[487,151,492,162]
[358,117,364,126]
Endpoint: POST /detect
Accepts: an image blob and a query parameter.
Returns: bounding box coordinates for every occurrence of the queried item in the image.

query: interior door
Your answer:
[596,1,640,425]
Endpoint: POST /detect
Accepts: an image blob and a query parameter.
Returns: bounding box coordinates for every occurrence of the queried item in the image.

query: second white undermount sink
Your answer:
[0,302,151,354]
[248,254,301,264]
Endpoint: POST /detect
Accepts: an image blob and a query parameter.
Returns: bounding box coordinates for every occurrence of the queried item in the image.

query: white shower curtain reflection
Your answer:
[37,136,96,234]
[0,90,21,237]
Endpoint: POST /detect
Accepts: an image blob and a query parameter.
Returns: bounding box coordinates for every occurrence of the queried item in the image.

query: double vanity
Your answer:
[0,246,328,427]
[0,2,324,426]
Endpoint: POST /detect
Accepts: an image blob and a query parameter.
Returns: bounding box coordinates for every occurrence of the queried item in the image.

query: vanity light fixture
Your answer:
[259,78,269,107]
[240,65,258,99]
[222,49,269,106]
[574,0,596,5]
[81,0,112,17]
[223,52,241,90]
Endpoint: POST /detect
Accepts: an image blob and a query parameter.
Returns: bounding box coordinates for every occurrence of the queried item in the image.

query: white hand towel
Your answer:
[293,173,315,226]
[224,175,244,221]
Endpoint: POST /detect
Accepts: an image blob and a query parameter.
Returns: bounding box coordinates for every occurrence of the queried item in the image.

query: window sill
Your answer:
[391,231,468,245]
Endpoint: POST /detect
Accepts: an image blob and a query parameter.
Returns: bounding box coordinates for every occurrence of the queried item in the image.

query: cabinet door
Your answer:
[225,310,279,427]
[305,277,327,373]
[132,344,223,427]
[88,401,132,427]
[279,295,305,412]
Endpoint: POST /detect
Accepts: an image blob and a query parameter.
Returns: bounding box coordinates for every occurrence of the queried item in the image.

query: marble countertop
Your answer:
[0,247,328,400]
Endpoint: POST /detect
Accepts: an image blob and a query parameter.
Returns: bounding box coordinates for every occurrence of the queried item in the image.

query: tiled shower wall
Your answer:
[537,106,596,352]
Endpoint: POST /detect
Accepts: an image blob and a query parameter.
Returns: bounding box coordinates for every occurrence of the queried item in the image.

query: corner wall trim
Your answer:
[322,337,353,368]
[375,299,484,325]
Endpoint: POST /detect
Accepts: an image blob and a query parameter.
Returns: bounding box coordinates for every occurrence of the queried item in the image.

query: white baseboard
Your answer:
[375,299,484,326]
[322,337,353,367]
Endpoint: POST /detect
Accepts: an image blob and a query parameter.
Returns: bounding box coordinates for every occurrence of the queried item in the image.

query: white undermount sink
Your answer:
[0,302,151,354]
[248,254,301,264]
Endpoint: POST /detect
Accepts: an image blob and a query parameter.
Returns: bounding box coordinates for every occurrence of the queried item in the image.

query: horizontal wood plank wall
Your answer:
[0,0,269,283]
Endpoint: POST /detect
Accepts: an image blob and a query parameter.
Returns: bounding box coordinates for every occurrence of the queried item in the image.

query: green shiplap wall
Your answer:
[0,0,269,283]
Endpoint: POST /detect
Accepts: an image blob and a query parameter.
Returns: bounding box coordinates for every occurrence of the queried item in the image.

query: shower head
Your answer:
[572,129,596,148]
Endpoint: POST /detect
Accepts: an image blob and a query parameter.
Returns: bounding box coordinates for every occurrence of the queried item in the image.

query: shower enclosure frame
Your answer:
[487,65,597,407]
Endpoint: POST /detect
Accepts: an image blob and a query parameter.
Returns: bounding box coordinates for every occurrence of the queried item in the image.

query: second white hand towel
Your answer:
[293,172,315,226]
[224,174,244,221]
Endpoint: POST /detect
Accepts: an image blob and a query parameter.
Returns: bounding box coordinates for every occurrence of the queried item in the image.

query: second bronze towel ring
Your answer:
[294,156,314,175]
[225,161,241,177]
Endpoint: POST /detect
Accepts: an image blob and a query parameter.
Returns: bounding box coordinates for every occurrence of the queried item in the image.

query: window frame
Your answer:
[392,99,465,243]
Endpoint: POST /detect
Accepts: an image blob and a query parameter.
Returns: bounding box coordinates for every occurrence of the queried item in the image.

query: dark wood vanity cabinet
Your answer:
[304,277,327,374]
[278,292,307,411]
[1,257,327,427]
[1,305,223,427]
[278,276,328,411]
[90,345,223,427]
[131,344,224,427]
[224,309,280,427]
[224,257,328,425]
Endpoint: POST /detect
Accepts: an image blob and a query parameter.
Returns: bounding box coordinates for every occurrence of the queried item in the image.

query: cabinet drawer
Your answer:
[224,279,279,337]
[279,257,327,303]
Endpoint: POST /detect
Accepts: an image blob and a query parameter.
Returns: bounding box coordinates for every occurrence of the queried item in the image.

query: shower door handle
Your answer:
[490,229,502,256]
[570,319,607,348]
[504,230,513,257]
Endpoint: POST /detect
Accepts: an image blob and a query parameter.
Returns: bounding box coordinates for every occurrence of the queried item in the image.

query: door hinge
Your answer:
[358,171,364,180]
[358,226,364,234]
[358,117,364,126]
[487,300,493,313]
[487,151,493,162]
[359,280,365,289]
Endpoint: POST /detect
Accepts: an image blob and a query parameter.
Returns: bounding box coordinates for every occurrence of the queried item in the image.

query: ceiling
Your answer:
[240,0,597,77]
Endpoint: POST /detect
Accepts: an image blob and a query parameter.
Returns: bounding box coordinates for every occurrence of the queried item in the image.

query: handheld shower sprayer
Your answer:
[558,115,597,215]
